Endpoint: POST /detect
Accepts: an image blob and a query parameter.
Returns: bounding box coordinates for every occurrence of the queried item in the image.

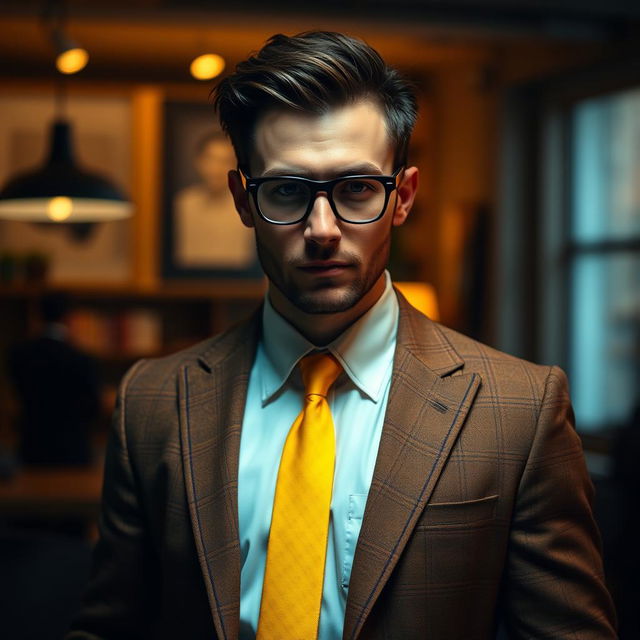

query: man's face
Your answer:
[230,100,417,315]
[195,138,236,195]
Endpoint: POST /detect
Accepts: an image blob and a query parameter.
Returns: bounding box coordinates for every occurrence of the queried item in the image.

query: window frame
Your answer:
[496,55,640,439]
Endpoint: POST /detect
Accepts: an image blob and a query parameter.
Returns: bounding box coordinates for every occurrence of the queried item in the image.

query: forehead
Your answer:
[251,100,394,177]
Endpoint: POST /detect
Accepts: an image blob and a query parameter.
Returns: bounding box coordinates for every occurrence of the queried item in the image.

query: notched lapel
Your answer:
[344,297,481,640]
[179,317,259,640]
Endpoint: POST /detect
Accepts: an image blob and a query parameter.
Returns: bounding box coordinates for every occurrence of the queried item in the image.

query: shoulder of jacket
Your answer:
[120,312,259,394]
[435,323,556,392]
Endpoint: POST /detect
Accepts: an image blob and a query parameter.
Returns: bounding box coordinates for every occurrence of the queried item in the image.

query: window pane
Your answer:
[572,87,640,243]
[570,253,639,432]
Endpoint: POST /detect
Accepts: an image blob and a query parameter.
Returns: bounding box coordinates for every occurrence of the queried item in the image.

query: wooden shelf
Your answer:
[0,279,267,300]
[0,465,104,519]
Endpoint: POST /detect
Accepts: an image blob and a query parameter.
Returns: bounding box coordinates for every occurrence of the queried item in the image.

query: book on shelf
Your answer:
[67,308,163,357]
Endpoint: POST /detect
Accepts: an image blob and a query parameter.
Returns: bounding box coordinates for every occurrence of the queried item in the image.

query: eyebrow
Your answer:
[260,162,385,179]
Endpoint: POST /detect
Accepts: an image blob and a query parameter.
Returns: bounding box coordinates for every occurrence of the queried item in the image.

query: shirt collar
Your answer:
[260,271,398,404]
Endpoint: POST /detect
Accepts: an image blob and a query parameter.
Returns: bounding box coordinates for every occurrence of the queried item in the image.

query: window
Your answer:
[569,88,640,432]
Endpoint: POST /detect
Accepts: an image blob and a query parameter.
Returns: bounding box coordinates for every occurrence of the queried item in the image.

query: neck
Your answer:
[268,274,386,346]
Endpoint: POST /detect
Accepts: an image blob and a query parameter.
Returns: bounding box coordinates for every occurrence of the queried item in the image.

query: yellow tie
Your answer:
[257,352,342,640]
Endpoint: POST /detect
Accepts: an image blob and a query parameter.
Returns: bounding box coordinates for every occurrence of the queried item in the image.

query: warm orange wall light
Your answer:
[395,282,440,321]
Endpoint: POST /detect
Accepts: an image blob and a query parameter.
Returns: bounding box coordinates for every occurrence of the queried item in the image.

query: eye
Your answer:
[336,179,381,199]
[270,181,304,197]
[344,180,373,193]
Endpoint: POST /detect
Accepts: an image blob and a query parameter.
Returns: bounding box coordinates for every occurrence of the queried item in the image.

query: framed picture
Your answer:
[0,92,133,285]
[161,101,262,279]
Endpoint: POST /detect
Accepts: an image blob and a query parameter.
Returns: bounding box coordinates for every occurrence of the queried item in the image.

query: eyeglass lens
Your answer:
[256,177,387,223]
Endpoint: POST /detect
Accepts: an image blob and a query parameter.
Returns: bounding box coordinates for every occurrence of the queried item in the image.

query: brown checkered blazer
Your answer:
[67,291,616,639]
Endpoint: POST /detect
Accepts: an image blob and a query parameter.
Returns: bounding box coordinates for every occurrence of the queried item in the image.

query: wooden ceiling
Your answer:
[1,1,638,82]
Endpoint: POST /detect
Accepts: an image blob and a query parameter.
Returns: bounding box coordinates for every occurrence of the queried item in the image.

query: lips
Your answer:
[298,261,351,276]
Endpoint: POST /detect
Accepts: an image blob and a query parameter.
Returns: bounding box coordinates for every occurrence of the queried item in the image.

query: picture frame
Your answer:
[161,101,262,280]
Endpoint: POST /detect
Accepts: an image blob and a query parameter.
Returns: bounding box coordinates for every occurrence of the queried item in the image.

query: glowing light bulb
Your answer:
[56,47,89,74]
[47,196,73,221]
[190,53,225,80]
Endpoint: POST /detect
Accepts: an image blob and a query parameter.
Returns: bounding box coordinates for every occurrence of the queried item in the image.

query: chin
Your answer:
[289,282,367,315]
[293,297,357,315]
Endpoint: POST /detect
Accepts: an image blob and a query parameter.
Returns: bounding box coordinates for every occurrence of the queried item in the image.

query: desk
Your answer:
[0,466,103,519]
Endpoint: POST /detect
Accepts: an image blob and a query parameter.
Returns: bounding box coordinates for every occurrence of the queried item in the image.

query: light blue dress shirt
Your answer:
[238,272,398,640]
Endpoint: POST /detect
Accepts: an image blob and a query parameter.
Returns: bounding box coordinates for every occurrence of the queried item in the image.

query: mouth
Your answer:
[298,261,352,277]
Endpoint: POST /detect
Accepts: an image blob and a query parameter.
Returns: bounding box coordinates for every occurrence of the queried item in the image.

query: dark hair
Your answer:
[212,31,417,171]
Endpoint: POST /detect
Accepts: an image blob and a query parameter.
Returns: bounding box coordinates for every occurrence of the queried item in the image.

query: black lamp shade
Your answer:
[0,121,132,222]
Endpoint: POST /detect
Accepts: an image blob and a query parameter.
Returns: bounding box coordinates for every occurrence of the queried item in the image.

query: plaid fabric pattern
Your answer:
[67,290,616,639]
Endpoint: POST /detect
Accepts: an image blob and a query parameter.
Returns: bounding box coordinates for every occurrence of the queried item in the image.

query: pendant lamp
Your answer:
[0,119,132,222]
[0,0,132,223]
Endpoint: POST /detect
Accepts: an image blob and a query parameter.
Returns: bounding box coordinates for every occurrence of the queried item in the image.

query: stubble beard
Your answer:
[255,236,391,315]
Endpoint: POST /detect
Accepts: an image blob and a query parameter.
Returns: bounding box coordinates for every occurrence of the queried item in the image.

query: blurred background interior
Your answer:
[0,1,639,638]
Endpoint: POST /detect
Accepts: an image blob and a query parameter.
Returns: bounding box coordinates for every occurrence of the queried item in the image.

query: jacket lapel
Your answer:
[343,294,481,640]
[179,313,260,640]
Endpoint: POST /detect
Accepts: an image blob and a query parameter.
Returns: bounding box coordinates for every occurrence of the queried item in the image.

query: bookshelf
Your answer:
[0,281,265,355]
[0,282,265,447]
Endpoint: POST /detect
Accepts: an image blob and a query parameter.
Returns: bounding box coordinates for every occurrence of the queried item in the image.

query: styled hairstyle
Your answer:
[212,31,417,172]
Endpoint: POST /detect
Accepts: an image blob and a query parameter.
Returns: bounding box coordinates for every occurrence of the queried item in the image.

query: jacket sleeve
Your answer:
[501,365,617,638]
[66,360,158,639]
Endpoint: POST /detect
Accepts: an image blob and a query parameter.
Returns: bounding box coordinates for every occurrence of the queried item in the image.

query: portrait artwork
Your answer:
[162,101,261,279]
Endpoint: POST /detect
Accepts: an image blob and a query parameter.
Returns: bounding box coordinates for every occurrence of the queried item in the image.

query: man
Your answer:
[9,292,100,467]
[67,32,616,639]
[174,130,255,269]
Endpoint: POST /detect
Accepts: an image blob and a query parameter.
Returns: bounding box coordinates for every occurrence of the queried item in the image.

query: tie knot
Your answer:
[299,352,342,397]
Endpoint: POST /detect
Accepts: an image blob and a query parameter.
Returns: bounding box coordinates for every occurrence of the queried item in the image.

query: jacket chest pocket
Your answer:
[410,494,505,589]
[416,494,499,529]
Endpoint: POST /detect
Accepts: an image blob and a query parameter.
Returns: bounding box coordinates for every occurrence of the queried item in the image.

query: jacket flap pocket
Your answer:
[417,494,499,528]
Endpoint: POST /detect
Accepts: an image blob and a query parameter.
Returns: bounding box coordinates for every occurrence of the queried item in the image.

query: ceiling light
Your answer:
[50,12,88,75]
[0,120,132,222]
[190,53,225,80]
[0,1,132,223]
[55,41,89,75]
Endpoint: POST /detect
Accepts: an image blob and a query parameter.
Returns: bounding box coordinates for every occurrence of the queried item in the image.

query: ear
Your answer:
[392,166,418,227]
[228,170,255,228]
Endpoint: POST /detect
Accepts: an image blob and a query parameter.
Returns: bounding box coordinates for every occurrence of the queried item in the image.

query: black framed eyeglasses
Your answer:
[239,167,404,225]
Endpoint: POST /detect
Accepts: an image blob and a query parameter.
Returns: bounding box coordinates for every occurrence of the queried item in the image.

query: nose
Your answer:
[303,192,341,245]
